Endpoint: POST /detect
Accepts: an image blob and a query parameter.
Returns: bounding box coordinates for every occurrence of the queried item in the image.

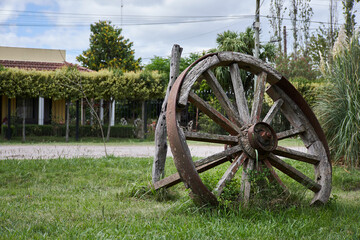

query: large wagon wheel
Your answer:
[164,52,331,206]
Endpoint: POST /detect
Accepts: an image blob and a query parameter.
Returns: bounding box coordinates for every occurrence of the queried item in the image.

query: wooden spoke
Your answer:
[184,131,238,145]
[153,172,182,190]
[262,159,288,190]
[194,145,242,168]
[240,158,255,206]
[213,153,247,196]
[263,98,284,124]
[153,145,242,190]
[266,85,315,147]
[251,71,267,123]
[203,70,242,126]
[268,154,321,193]
[229,63,250,124]
[188,91,241,135]
[276,126,306,140]
[273,146,321,165]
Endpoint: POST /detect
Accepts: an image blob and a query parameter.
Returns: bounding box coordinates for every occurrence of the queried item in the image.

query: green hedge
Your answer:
[1,124,135,138]
[0,67,164,100]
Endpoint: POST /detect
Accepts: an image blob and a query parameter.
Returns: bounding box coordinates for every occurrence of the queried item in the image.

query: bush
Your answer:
[275,54,318,80]
[106,125,134,138]
[315,34,360,168]
[289,77,325,108]
[2,124,135,139]
[197,96,227,135]
[1,125,15,138]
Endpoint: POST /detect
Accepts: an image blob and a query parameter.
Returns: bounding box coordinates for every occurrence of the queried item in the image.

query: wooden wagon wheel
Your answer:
[162,52,331,206]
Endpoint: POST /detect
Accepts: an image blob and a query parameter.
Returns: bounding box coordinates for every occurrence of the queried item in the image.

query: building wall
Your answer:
[52,99,65,123]
[1,96,6,122]
[1,96,16,122]
[0,46,66,63]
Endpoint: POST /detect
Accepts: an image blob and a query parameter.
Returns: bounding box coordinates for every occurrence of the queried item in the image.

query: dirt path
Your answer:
[0,144,306,160]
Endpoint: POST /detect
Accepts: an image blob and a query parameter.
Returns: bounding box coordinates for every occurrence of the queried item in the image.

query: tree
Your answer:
[217,29,254,55]
[18,74,35,143]
[215,28,275,94]
[96,69,122,142]
[342,0,358,38]
[53,67,82,142]
[299,0,313,55]
[77,21,141,71]
[329,0,338,48]
[308,26,338,69]
[289,0,313,58]
[275,54,317,80]
[289,0,300,58]
[144,56,170,87]
[144,53,202,89]
[269,0,286,52]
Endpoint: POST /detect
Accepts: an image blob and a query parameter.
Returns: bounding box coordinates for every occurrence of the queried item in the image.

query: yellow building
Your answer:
[0,46,91,126]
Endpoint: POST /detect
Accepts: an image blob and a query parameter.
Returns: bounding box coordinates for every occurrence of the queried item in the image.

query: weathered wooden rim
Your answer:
[166,51,332,206]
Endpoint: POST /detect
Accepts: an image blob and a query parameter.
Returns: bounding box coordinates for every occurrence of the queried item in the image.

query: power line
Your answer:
[0,7,341,28]
[176,21,245,41]
[0,15,254,28]
[261,15,341,26]
[0,9,254,19]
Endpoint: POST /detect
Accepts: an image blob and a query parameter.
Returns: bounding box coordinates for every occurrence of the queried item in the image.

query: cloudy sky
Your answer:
[0,0,358,65]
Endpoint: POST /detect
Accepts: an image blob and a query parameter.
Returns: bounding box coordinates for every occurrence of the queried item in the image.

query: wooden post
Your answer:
[65,100,70,142]
[141,101,147,139]
[90,99,94,126]
[76,100,80,141]
[100,99,104,125]
[6,98,11,140]
[0,96,2,125]
[152,44,183,183]
[22,98,26,143]
[81,98,84,125]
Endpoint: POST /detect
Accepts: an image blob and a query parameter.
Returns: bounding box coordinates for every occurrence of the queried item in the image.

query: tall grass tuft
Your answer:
[315,31,360,168]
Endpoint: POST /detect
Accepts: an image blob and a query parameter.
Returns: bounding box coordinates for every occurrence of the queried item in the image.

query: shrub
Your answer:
[315,34,360,168]
[289,77,325,108]
[1,125,15,138]
[2,124,135,139]
[275,54,319,80]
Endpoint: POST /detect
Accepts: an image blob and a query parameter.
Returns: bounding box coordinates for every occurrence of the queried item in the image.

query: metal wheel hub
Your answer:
[248,122,278,154]
[238,122,277,159]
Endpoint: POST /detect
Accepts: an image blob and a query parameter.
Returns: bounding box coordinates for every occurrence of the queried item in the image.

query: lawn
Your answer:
[0,155,359,239]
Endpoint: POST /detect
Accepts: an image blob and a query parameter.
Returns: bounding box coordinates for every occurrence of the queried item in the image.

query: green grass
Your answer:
[3,136,304,147]
[0,136,155,146]
[1,155,359,239]
[0,136,241,146]
[278,137,305,147]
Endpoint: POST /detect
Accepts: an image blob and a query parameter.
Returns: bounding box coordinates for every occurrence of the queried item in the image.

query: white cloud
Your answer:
[0,0,359,65]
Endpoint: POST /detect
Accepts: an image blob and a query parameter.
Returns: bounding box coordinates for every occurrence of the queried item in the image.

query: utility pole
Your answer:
[283,26,287,57]
[121,0,124,27]
[330,0,333,46]
[254,0,260,89]
[254,0,260,59]
[329,0,337,51]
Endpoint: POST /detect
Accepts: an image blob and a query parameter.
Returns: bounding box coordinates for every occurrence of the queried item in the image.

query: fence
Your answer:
[3,94,291,139]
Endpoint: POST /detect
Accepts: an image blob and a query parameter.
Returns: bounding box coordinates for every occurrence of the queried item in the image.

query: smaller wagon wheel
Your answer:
[165,52,332,206]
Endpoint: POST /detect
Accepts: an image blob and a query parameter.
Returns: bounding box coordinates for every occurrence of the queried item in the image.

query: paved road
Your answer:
[0,144,307,160]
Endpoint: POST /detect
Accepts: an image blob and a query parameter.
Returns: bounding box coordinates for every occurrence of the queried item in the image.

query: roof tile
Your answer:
[0,60,92,72]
